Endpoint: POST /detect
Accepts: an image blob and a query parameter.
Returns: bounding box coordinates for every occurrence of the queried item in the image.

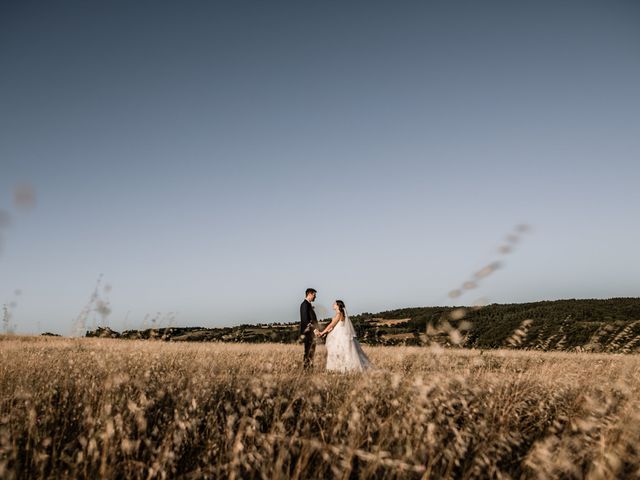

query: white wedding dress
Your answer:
[325,313,372,372]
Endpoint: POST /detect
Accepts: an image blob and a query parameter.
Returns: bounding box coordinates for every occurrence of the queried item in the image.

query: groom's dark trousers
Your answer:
[300,300,318,370]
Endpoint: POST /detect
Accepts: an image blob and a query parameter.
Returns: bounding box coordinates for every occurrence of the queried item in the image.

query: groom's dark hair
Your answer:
[305,288,317,296]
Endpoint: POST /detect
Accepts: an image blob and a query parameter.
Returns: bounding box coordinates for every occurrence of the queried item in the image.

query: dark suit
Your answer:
[300,299,318,370]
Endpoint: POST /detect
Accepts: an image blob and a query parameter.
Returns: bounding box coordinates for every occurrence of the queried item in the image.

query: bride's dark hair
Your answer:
[336,300,346,318]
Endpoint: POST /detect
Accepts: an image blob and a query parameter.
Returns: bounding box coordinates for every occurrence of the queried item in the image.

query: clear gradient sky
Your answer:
[1,1,639,334]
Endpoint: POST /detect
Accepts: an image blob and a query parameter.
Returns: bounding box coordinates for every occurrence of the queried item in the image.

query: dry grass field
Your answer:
[1,336,640,479]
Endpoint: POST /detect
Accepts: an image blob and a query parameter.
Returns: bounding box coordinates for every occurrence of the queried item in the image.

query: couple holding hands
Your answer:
[300,288,372,372]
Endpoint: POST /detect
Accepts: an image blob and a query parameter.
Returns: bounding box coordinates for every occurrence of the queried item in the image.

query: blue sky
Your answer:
[1,1,639,334]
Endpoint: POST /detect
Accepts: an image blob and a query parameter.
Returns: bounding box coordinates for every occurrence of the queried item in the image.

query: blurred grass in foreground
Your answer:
[1,337,639,479]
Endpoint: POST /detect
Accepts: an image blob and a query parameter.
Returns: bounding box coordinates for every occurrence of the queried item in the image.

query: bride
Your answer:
[317,300,372,372]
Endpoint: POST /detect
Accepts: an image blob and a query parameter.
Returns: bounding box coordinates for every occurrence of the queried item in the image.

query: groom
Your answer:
[300,288,319,370]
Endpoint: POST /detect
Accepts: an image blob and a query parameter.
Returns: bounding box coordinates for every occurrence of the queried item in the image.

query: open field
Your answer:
[1,336,640,479]
[82,298,640,350]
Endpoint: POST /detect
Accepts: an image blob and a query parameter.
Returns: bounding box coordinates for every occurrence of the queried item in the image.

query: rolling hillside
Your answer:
[84,297,640,352]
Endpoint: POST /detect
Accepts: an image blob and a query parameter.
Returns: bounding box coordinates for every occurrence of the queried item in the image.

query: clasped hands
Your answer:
[314,329,326,338]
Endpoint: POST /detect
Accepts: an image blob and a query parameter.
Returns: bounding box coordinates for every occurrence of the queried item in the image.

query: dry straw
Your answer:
[1,338,640,479]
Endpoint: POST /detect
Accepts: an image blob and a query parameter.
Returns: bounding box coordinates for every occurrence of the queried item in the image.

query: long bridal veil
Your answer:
[343,310,357,337]
[325,310,372,372]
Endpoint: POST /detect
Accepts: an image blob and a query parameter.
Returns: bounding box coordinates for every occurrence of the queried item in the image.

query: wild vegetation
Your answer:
[2,336,640,479]
[359,297,640,350]
[86,298,640,352]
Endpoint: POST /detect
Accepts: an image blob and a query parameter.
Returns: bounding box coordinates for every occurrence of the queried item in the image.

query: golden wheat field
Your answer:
[1,336,639,479]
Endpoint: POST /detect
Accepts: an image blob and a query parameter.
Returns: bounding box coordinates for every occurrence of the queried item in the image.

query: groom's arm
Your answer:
[300,302,311,333]
[302,302,321,335]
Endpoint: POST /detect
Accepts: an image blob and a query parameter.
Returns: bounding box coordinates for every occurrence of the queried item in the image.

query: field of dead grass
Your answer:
[1,336,639,479]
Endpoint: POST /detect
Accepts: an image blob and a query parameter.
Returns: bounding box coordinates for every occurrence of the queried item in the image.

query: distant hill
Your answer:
[84,298,640,353]
[353,297,640,352]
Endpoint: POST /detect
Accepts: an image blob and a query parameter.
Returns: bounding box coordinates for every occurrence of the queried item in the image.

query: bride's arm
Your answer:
[319,314,341,336]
